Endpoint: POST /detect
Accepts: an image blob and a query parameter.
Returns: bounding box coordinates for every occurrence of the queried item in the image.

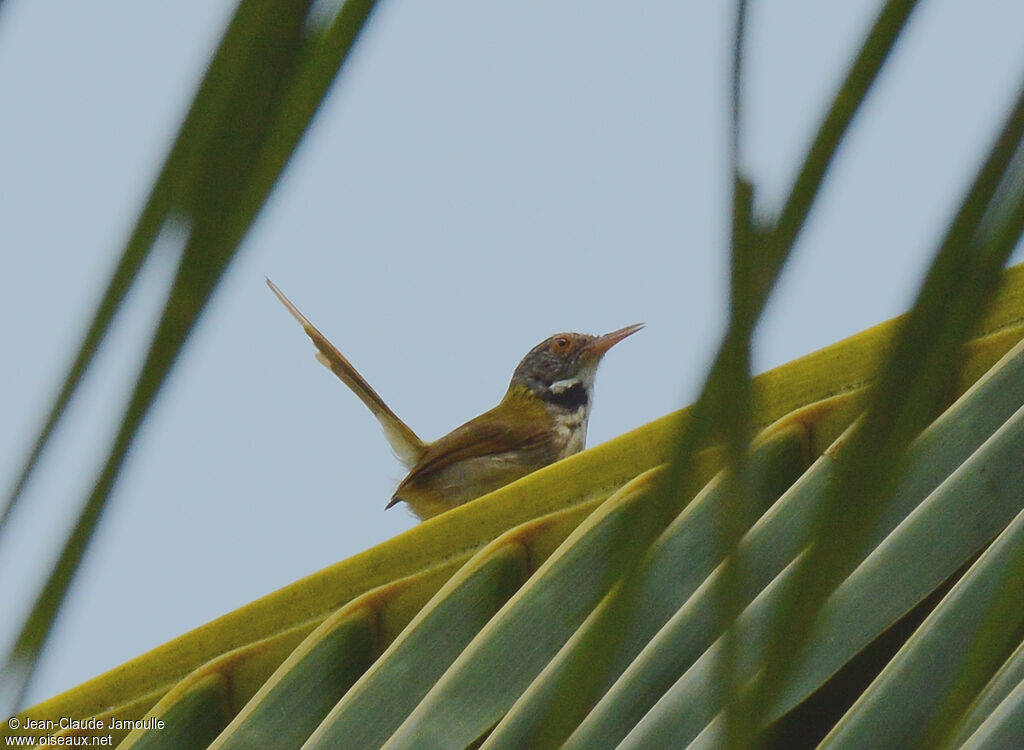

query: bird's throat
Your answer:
[542,380,589,410]
[539,380,592,459]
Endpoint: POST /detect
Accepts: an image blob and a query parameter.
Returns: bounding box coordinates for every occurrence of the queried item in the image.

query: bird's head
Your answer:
[510,324,643,411]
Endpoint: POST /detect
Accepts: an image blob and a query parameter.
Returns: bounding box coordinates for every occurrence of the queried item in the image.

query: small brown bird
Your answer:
[267,279,641,519]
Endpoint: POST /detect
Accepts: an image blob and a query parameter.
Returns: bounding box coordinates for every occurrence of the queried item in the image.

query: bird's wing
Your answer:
[266,278,426,467]
[391,394,553,503]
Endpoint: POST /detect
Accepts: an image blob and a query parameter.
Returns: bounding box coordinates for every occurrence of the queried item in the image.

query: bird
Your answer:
[266,278,642,519]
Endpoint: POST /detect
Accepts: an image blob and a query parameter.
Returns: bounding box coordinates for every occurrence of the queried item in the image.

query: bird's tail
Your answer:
[266,278,426,468]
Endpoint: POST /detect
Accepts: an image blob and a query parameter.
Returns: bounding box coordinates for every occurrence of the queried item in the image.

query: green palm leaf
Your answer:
[819,491,1024,749]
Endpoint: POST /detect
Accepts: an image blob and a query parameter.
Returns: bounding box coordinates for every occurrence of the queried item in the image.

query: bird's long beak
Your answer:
[586,323,644,358]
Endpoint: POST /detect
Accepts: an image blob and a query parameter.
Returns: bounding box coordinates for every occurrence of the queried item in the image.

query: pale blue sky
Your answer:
[2,0,1023,704]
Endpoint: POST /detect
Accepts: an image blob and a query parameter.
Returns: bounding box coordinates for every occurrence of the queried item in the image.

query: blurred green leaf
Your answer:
[758,75,1024,732]
[482,425,808,749]
[568,336,1024,748]
[563,334,1024,750]
[512,1,923,745]
[0,0,379,714]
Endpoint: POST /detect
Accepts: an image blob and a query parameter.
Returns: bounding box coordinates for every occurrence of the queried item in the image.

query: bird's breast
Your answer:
[548,405,590,460]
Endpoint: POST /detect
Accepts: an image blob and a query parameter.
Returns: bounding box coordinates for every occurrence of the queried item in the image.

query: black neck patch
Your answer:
[543,381,589,411]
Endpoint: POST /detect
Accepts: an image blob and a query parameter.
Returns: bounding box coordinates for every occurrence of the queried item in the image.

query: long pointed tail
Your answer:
[266,278,426,468]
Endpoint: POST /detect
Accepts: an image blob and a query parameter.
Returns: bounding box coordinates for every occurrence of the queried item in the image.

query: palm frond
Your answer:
[8,270,1024,745]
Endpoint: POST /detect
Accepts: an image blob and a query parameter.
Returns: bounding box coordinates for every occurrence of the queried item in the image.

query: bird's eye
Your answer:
[551,335,573,354]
